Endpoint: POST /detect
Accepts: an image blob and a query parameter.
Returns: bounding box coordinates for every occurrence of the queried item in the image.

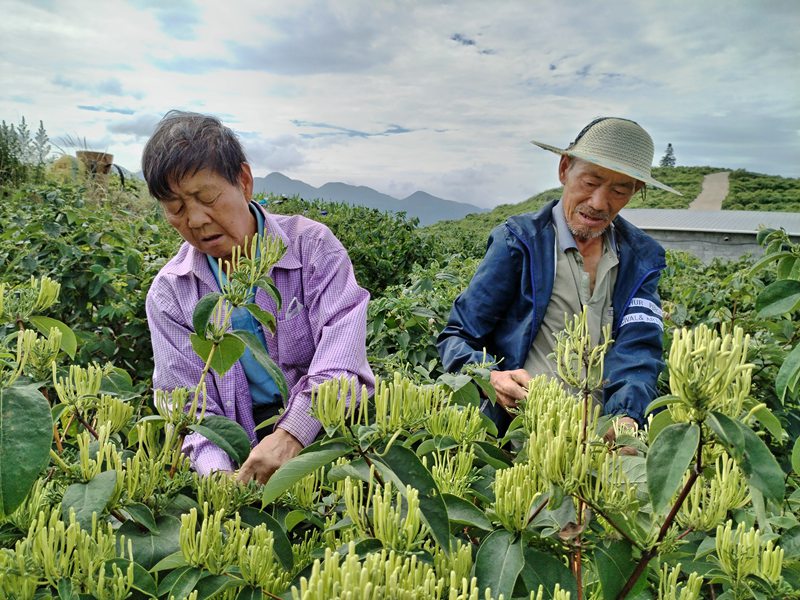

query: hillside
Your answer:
[253,172,487,226]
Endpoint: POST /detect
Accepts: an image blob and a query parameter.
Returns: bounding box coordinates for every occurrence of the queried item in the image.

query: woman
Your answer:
[142,110,374,483]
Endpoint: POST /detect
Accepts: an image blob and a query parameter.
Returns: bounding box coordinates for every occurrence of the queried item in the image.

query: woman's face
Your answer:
[161,164,256,264]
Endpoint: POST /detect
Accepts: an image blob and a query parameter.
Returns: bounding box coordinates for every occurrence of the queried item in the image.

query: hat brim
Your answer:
[531,140,682,196]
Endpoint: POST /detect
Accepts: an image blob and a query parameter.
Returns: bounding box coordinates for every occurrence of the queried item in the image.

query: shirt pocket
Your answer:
[276,308,314,367]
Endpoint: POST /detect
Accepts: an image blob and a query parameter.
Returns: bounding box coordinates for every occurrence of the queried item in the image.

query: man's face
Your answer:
[559,156,641,240]
[161,164,256,264]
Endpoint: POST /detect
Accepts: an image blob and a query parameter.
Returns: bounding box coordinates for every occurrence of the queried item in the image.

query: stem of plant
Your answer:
[75,410,99,439]
[616,426,703,599]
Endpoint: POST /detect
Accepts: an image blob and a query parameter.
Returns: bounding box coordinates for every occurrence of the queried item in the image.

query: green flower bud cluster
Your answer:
[53,362,104,411]
[0,328,37,388]
[492,461,546,533]
[526,419,598,497]
[217,233,286,307]
[667,325,752,421]
[311,376,368,437]
[0,510,133,598]
[677,455,749,532]
[554,309,613,393]
[373,373,449,435]
[529,586,571,600]
[283,466,326,511]
[195,471,261,516]
[76,426,122,486]
[428,447,476,497]
[0,276,61,322]
[23,327,62,381]
[430,540,473,588]
[657,563,702,600]
[95,394,134,435]
[578,451,638,514]
[6,479,50,534]
[426,404,487,445]
[519,375,587,437]
[372,482,428,552]
[713,520,784,589]
[290,541,488,600]
[236,523,291,593]
[180,505,249,575]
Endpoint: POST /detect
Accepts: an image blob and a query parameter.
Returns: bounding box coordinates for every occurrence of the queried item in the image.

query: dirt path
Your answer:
[689,171,730,210]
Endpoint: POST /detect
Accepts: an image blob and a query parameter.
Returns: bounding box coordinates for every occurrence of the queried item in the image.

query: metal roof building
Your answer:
[619,209,800,262]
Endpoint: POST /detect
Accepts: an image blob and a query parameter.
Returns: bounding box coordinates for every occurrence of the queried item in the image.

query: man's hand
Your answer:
[490,369,531,412]
[236,428,303,485]
[604,416,639,456]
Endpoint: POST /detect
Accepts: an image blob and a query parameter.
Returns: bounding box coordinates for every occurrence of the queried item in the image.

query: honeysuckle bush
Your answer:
[2,233,800,599]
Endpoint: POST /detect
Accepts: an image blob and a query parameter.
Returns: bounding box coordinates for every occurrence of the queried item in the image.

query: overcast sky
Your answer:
[2,0,798,208]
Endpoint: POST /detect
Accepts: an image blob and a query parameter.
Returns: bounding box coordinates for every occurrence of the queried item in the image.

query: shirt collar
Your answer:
[552,199,616,253]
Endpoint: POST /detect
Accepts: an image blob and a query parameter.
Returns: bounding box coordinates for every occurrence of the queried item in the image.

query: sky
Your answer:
[1,0,798,209]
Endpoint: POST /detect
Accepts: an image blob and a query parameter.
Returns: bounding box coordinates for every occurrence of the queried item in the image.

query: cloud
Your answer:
[78,105,135,115]
[239,132,308,173]
[135,0,200,40]
[290,120,415,140]
[451,33,476,46]
[107,114,163,139]
[52,75,142,99]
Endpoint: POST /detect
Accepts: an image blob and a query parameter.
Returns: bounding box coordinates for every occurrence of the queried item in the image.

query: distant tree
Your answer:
[659,143,676,167]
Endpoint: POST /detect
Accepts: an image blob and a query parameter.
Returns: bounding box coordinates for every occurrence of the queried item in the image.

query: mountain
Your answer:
[253,172,486,225]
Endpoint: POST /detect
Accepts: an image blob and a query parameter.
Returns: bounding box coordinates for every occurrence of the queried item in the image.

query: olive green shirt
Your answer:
[523,201,618,384]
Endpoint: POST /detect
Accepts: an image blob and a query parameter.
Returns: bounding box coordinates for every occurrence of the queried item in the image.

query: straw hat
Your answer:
[531,117,681,195]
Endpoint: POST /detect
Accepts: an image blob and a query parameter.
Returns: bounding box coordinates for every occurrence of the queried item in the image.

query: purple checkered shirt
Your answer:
[146,207,374,475]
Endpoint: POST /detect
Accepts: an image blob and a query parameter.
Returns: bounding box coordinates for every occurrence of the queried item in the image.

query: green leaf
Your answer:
[194,573,240,599]
[517,546,577,599]
[373,444,451,553]
[647,408,674,443]
[734,421,785,505]
[473,529,524,600]
[56,578,78,600]
[792,438,800,475]
[29,315,78,359]
[118,515,181,570]
[646,422,699,515]
[756,280,800,317]
[595,540,645,599]
[261,442,350,506]
[752,405,784,443]
[190,415,252,466]
[472,440,513,470]
[443,493,492,531]
[235,587,263,600]
[61,470,118,530]
[149,551,188,572]
[748,248,792,276]
[257,278,282,312]
[190,332,246,377]
[245,303,277,335]
[776,343,800,402]
[158,565,204,600]
[644,394,681,415]
[233,329,289,401]
[104,558,157,598]
[238,507,294,570]
[0,383,52,517]
[120,502,159,534]
[706,412,744,457]
[284,509,308,532]
[192,292,222,337]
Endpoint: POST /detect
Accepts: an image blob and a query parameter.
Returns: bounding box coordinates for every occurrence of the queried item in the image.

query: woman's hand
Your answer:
[236,428,302,484]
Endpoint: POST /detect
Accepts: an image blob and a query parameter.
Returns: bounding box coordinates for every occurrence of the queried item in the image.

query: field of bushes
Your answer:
[1,119,800,599]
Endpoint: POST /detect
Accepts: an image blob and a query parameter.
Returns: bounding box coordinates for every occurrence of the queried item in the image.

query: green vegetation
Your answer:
[1,119,800,599]
[724,169,800,212]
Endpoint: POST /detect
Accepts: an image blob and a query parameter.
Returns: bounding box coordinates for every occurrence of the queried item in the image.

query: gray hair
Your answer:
[141,110,247,201]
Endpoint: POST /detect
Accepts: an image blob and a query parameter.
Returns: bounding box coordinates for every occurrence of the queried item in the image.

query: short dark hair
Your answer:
[142,110,247,201]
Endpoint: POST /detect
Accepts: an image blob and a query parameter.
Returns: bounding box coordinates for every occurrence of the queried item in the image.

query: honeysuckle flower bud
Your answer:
[677,455,749,531]
[95,394,134,435]
[554,308,613,393]
[427,404,487,445]
[429,447,476,497]
[373,373,449,434]
[492,461,545,533]
[53,362,104,410]
[667,325,752,422]
[714,520,784,588]
[31,275,61,313]
[657,563,702,600]
[371,482,429,552]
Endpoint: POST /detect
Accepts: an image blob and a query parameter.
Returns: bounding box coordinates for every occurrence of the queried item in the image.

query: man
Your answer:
[437,117,680,434]
[143,110,374,482]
